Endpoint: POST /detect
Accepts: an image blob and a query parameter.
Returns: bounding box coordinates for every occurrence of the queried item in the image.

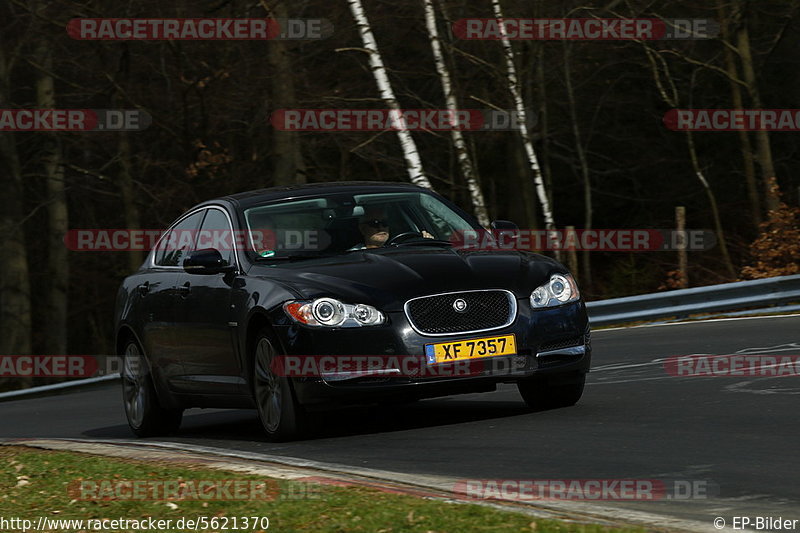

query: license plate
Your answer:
[425,334,516,364]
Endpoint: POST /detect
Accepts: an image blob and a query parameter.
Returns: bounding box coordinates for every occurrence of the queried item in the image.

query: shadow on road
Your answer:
[85,396,546,442]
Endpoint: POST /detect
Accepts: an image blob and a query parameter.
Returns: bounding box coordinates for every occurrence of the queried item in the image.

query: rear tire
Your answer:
[517,373,586,410]
[252,330,306,441]
[121,340,183,437]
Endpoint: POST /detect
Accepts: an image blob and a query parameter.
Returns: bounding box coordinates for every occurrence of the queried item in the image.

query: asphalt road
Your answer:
[2,315,799,529]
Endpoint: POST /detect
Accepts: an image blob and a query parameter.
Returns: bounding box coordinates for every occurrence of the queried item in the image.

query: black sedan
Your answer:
[115,182,591,441]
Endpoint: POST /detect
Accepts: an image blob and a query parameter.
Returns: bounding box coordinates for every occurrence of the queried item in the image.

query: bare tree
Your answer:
[732,0,780,212]
[422,0,488,225]
[643,45,736,279]
[718,1,760,227]
[563,41,592,287]
[33,26,69,355]
[346,0,432,188]
[491,0,555,230]
[262,0,307,186]
[109,49,145,273]
[0,39,32,363]
[117,131,144,273]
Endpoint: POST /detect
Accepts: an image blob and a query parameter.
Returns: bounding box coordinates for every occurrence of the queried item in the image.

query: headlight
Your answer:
[311,298,345,326]
[529,274,580,308]
[283,298,386,327]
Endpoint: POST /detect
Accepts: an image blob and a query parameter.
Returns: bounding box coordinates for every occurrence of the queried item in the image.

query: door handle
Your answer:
[137,282,150,296]
[177,281,191,296]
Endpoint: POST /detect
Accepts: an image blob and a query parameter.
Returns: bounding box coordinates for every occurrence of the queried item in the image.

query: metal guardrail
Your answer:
[586,274,800,326]
[0,374,120,402]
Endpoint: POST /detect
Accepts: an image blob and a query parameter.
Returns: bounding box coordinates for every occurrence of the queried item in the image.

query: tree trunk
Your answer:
[719,2,760,228]
[35,40,69,356]
[490,0,555,231]
[685,130,737,279]
[118,132,144,272]
[534,43,554,210]
[0,144,32,366]
[346,0,431,188]
[0,19,32,392]
[0,38,33,364]
[734,0,780,212]
[264,1,306,186]
[563,41,592,289]
[512,141,538,231]
[423,0,488,225]
[0,127,31,359]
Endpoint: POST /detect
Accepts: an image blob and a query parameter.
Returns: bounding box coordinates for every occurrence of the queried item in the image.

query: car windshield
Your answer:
[243,190,476,259]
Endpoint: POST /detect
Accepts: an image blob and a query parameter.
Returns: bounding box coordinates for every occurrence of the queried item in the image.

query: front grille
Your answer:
[405,290,515,335]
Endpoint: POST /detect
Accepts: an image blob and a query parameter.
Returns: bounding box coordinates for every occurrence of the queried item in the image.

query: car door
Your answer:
[172,206,245,395]
[139,210,205,390]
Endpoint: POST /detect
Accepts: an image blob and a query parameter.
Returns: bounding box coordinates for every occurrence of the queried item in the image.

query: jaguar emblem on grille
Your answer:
[452,298,468,313]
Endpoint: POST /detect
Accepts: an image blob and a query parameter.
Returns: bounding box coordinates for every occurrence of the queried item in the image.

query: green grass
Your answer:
[0,446,645,533]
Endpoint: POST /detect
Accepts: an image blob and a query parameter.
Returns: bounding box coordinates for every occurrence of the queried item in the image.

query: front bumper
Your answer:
[273,299,591,405]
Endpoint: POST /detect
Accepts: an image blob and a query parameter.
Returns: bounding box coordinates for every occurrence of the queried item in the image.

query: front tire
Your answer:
[252,331,306,441]
[517,373,586,410]
[121,340,183,437]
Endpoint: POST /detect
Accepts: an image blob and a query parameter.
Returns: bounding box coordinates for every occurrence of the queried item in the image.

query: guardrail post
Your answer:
[676,206,688,289]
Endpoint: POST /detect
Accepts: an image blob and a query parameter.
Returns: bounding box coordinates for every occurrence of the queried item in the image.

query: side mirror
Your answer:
[183,248,235,275]
[489,220,521,249]
[490,220,519,231]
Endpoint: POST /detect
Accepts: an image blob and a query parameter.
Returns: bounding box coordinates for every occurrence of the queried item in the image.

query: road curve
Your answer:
[2,315,799,529]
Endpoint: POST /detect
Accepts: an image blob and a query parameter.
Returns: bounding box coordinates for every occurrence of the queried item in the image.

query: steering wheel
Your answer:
[386,231,424,246]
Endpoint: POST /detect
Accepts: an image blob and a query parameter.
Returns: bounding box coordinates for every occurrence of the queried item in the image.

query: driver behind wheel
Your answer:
[350,206,433,250]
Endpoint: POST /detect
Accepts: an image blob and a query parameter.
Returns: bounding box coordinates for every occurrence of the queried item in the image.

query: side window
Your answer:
[197,208,234,266]
[154,210,205,267]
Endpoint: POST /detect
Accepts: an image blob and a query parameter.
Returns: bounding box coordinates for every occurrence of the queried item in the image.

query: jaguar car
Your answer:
[115,182,591,441]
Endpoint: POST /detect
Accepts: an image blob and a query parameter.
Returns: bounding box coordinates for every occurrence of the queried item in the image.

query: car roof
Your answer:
[195,181,428,210]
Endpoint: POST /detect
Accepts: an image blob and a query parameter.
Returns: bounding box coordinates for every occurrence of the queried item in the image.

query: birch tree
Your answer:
[346,0,432,189]
[490,0,555,230]
[422,0,488,226]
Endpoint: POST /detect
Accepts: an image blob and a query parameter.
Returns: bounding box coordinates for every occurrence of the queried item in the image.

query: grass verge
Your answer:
[0,446,643,533]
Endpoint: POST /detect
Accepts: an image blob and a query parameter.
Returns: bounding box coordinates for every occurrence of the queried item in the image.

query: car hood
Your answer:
[249,247,564,311]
